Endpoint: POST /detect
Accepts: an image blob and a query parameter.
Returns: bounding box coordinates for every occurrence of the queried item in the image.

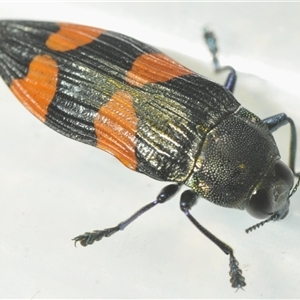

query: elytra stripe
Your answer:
[10,55,58,122]
[46,23,105,52]
[94,90,138,170]
[126,53,192,87]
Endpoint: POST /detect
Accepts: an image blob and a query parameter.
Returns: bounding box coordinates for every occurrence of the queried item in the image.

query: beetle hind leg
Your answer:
[180,189,246,289]
[73,183,181,246]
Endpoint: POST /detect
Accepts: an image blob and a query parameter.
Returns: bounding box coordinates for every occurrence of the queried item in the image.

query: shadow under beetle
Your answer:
[0,21,299,290]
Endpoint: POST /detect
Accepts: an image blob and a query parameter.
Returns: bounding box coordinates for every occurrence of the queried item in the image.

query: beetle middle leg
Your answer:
[204,27,299,181]
[203,28,237,93]
[180,189,246,289]
[73,183,181,246]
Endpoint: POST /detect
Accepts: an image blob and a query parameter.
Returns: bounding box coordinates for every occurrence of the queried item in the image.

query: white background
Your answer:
[0,2,300,299]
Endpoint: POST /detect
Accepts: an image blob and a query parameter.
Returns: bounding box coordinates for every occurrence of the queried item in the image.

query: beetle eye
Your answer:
[275,160,294,189]
[246,189,272,219]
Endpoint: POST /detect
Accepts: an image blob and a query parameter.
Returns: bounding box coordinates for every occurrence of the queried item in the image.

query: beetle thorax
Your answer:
[185,107,280,210]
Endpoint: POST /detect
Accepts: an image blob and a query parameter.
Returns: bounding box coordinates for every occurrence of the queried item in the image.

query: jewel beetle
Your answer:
[0,20,299,290]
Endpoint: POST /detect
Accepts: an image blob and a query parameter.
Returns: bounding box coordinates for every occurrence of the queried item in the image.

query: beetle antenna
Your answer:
[245,213,278,234]
[246,173,299,234]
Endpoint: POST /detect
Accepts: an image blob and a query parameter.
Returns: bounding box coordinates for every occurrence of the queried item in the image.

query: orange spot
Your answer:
[10,55,58,122]
[126,53,192,87]
[46,23,105,52]
[94,91,138,170]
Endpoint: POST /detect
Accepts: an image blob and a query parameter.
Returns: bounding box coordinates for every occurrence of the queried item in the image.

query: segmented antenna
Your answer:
[245,213,279,234]
[246,174,300,234]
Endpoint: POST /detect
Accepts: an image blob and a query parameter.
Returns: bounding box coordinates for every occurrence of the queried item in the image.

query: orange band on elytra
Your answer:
[94,90,138,170]
[10,55,58,122]
[46,23,105,52]
[126,53,192,87]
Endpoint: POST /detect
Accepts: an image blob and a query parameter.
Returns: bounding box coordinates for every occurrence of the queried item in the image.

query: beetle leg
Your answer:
[223,70,237,93]
[203,28,237,93]
[263,114,300,198]
[180,189,246,289]
[263,113,290,133]
[73,183,181,247]
[263,114,298,176]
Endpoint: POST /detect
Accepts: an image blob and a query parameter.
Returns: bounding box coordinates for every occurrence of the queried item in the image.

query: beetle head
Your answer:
[246,159,295,232]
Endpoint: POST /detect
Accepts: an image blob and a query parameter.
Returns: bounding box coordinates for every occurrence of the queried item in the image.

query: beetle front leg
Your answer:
[263,114,298,176]
[180,190,246,289]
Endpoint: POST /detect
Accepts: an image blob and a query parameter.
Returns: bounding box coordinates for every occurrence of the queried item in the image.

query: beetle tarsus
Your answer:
[229,253,246,289]
[73,226,119,247]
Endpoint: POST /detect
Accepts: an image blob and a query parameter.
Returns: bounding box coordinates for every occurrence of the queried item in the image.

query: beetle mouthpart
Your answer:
[245,213,278,233]
[289,174,300,198]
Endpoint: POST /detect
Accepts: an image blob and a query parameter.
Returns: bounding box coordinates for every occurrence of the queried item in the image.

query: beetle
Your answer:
[0,20,299,289]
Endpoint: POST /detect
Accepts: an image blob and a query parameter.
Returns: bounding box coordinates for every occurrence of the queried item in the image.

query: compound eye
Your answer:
[246,189,272,219]
[275,160,294,189]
